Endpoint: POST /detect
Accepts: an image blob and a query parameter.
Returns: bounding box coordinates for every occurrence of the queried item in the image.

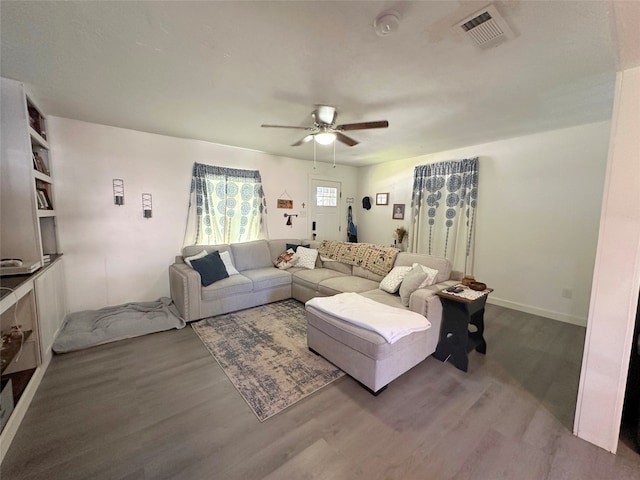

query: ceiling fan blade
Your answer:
[291,135,314,147]
[336,132,359,147]
[336,120,389,131]
[261,124,310,130]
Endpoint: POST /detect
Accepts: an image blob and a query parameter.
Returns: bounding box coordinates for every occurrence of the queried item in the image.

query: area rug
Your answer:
[192,299,344,421]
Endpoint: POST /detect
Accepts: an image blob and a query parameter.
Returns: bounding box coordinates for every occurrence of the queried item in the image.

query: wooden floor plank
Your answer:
[1,304,639,480]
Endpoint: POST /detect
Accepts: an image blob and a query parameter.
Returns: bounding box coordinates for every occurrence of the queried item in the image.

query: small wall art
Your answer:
[277,199,293,209]
[392,203,405,220]
[376,193,389,205]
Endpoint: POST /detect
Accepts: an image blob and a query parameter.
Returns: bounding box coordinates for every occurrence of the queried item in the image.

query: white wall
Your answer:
[48,117,358,312]
[356,121,611,326]
[574,65,640,453]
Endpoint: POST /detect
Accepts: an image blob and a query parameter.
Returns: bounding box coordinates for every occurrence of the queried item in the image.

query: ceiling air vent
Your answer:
[457,4,514,49]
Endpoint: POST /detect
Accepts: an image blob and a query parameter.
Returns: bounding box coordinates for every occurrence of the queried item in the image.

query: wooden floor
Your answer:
[2,304,639,479]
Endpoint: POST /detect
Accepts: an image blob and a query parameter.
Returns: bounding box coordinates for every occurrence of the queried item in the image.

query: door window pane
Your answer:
[316,186,337,207]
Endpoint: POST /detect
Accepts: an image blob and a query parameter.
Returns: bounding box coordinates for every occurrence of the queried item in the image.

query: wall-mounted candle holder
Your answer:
[113,179,124,205]
[142,193,152,219]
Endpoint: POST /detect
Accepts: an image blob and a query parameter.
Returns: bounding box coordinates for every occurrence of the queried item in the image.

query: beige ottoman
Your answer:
[305,298,437,395]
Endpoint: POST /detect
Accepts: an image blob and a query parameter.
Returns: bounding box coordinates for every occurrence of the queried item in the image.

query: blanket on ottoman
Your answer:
[306,292,430,344]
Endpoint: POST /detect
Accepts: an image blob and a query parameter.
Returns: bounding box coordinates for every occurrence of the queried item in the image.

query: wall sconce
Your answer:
[113,179,124,205]
[284,213,298,226]
[142,193,152,219]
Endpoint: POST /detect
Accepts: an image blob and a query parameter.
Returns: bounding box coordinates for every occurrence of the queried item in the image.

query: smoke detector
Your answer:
[374,11,401,37]
[456,4,514,49]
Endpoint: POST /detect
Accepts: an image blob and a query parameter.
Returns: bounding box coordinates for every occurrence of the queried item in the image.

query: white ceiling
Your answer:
[1,1,638,167]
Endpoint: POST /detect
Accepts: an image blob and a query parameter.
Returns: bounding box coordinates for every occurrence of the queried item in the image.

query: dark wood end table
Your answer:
[433,286,493,372]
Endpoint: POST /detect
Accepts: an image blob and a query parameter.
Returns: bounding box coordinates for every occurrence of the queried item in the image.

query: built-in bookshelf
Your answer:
[0,78,59,268]
[0,77,66,463]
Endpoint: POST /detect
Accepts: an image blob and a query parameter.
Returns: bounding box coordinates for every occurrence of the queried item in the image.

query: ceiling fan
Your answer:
[261,105,389,147]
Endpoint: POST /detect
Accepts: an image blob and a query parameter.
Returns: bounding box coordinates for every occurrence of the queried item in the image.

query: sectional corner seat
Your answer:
[169,238,461,392]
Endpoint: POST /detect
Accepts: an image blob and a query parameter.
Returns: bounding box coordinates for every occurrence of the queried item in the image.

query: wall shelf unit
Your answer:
[1,78,66,463]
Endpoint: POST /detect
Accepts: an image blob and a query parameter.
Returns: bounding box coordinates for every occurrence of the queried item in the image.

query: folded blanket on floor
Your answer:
[305,292,430,344]
[53,297,186,353]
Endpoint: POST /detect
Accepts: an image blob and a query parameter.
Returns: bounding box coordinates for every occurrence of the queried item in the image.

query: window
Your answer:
[183,163,269,246]
[316,186,337,207]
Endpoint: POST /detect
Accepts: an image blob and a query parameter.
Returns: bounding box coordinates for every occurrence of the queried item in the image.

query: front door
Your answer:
[310,179,341,241]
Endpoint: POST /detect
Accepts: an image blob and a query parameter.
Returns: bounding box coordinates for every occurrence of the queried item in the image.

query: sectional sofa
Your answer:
[169,238,462,392]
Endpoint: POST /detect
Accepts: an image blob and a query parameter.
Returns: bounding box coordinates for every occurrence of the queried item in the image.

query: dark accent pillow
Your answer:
[286,243,310,253]
[190,251,229,287]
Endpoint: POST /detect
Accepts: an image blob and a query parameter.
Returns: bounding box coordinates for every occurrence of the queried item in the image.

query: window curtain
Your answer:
[183,163,268,246]
[409,157,479,275]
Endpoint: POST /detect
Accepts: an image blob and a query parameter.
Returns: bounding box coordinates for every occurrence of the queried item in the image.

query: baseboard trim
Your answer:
[487,296,587,327]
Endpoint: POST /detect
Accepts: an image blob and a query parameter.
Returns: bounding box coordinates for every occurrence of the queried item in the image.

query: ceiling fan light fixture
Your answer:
[314,132,336,145]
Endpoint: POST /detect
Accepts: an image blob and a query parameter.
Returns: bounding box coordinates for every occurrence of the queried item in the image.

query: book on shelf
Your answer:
[32,152,49,175]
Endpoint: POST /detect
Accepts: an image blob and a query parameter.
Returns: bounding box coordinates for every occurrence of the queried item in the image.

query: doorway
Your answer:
[309,178,341,241]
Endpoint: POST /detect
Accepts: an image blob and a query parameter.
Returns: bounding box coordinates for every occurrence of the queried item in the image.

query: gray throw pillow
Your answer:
[399,265,429,306]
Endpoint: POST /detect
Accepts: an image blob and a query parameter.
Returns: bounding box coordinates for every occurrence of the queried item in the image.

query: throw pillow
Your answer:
[219,250,240,275]
[399,265,429,306]
[379,266,412,293]
[184,249,208,268]
[286,243,310,253]
[295,246,318,269]
[412,263,439,288]
[190,251,229,287]
[273,248,299,269]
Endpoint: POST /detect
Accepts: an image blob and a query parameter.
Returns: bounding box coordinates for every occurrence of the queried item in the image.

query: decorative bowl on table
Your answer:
[468,281,487,291]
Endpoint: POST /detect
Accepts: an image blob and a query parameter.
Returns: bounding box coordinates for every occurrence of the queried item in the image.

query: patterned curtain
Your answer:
[183,163,268,246]
[409,157,479,275]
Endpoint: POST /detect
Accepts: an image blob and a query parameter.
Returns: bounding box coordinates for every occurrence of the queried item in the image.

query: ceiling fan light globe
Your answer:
[314,132,336,145]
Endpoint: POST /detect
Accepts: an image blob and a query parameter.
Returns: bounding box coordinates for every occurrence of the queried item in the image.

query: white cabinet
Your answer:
[34,259,66,363]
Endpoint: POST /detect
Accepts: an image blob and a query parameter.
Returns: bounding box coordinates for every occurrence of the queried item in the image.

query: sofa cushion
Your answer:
[395,252,452,284]
[320,259,352,275]
[318,276,380,296]
[360,289,406,310]
[182,244,231,259]
[191,251,230,287]
[295,246,318,269]
[352,266,385,283]
[231,240,272,271]
[201,274,253,301]
[242,268,292,291]
[292,268,347,291]
[412,263,438,288]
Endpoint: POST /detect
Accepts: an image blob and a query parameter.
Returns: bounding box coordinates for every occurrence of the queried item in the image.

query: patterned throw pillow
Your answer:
[273,249,299,270]
[379,266,412,293]
[295,246,318,270]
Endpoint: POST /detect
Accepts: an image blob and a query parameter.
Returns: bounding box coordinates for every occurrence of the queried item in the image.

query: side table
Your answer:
[433,286,493,372]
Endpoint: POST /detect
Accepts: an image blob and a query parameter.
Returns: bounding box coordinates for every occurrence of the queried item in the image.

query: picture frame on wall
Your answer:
[392,203,405,220]
[277,199,293,209]
[376,193,389,205]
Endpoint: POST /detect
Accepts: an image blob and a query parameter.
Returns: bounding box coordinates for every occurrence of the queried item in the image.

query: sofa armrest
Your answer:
[169,263,201,322]
[408,280,458,319]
